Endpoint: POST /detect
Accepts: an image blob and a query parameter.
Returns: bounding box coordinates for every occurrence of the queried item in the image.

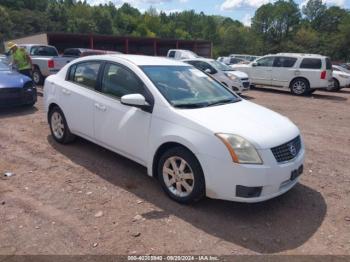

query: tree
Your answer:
[302,0,326,29]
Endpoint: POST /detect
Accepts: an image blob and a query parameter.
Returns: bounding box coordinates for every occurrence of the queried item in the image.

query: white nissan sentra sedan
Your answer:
[44,55,305,204]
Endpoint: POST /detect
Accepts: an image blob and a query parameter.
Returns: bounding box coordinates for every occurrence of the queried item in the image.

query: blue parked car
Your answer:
[0,61,37,107]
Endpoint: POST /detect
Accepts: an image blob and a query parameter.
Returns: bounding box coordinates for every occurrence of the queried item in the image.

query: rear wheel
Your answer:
[157,146,205,204]
[49,106,75,144]
[33,68,44,85]
[332,78,341,91]
[290,78,310,96]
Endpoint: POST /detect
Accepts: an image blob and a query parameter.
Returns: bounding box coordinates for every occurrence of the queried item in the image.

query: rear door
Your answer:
[251,56,275,86]
[271,56,298,88]
[298,58,324,88]
[58,61,101,139]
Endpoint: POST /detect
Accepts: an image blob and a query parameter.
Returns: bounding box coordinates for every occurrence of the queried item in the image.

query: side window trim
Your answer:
[98,61,155,108]
[65,60,102,90]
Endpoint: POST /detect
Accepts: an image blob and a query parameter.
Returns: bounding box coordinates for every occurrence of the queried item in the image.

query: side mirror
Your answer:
[121,94,148,107]
[205,68,213,74]
[252,62,258,67]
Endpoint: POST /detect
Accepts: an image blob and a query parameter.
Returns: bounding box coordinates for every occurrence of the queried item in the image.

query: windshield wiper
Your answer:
[206,99,236,107]
[174,103,207,109]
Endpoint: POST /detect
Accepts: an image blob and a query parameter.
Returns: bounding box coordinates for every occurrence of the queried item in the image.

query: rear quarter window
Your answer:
[326,58,332,70]
[168,51,175,58]
[300,58,322,69]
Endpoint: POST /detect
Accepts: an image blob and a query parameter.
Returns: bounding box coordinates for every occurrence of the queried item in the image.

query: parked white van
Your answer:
[167,49,199,60]
[232,53,333,95]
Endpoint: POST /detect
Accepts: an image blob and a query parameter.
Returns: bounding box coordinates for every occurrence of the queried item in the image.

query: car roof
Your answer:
[77,54,190,66]
[275,53,327,58]
[182,58,214,62]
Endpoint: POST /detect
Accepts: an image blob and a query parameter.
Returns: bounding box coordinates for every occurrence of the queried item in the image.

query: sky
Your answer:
[88,0,350,26]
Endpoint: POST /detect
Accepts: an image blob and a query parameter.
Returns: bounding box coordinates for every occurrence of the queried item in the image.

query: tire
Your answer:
[290,78,310,96]
[49,106,76,144]
[33,68,44,85]
[332,78,341,91]
[157,146,205,204]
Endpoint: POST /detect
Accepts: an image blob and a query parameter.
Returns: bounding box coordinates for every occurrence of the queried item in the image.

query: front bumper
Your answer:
[0,87,37,107]
[199,146,305,203]
[232,80,250,93]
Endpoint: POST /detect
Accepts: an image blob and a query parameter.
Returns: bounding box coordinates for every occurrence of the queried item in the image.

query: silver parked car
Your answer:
[183,58,250,93]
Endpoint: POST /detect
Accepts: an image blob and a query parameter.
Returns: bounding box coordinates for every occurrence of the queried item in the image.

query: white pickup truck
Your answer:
[19,44,74,85]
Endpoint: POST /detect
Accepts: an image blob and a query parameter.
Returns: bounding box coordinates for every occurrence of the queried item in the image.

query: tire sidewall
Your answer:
[33,69,43,85]
[157,147,205,204]
[291,78,310,96]
[49,107,72,144]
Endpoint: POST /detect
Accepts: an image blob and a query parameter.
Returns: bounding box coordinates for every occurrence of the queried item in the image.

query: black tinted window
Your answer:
[168,51,175,58]
[30,46,58,56]
[72,62,101,89]
[326,58,332,70]
[300,58,322,69]
[101,63,144,98]
[273,57,297,67]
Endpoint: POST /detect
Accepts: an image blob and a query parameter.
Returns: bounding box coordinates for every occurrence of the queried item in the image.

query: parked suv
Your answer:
[167,49,199,60]
[232,53,333,95]
[183,58,250,93]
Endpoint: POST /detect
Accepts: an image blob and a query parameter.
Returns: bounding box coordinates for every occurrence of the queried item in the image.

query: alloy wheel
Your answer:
[292,80,306,95]
[51,111,65,139]
[162,156,195,198]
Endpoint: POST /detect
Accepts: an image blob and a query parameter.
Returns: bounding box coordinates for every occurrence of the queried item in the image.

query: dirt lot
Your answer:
[0,87,349,255]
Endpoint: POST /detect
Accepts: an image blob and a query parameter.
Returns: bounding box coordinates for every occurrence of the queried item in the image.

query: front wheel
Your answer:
[158,146,205,204]
[49,106,76,144]
[290,78,310,96]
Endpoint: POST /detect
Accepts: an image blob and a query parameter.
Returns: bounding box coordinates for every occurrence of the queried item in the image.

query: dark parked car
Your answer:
[0,62,37,107]
[63,48,121,58]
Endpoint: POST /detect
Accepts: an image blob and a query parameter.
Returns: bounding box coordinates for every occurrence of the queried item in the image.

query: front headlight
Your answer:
[224,73,237,81]
[216,133,263,164]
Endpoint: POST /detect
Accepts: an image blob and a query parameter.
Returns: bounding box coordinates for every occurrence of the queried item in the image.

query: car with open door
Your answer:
[44,55,304,204]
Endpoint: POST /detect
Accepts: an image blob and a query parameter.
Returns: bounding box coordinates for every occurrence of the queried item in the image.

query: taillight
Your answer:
[320,70,326,79]
[48,60,54,68]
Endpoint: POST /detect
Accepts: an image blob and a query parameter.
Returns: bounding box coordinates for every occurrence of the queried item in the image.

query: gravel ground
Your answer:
[0,87,349,255]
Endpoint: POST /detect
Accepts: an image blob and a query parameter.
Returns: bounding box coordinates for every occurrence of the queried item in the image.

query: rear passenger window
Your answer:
[101,63,145,98]
[273,57,297,68]
[71,62,101,89]
[300,58,322,69]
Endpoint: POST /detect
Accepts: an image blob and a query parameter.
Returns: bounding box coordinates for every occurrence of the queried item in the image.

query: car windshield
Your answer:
[0,62,10,71]
[208,60,233,71]
[141,66,240,108]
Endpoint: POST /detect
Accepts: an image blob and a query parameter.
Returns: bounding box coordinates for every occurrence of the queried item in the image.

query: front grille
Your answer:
[241,78,249,81]
[271,136,301,163]
[243,82,250,88]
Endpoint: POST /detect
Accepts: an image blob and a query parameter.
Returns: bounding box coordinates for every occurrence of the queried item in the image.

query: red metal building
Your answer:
[7,33,212,58]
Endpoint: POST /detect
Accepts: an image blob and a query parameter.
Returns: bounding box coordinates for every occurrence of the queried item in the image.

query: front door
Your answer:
[93,62,152,164]
[252,56,275,86]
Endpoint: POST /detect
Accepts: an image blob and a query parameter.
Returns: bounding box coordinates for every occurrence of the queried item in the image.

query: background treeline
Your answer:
[0,0,349,61]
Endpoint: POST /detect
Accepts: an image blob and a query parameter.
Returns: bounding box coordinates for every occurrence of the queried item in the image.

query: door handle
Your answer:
[62,89,71,95]
[94,103,107,112]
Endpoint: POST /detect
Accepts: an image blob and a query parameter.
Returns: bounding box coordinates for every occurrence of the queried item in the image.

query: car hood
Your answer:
[0,70,31,88]
[231,64,251,69]
[226,70,248,79]
[177,100,300,149]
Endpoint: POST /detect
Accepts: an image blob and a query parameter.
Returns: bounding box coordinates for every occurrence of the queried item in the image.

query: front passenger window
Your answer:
[256,57,274,67]
[101,63,145,98]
